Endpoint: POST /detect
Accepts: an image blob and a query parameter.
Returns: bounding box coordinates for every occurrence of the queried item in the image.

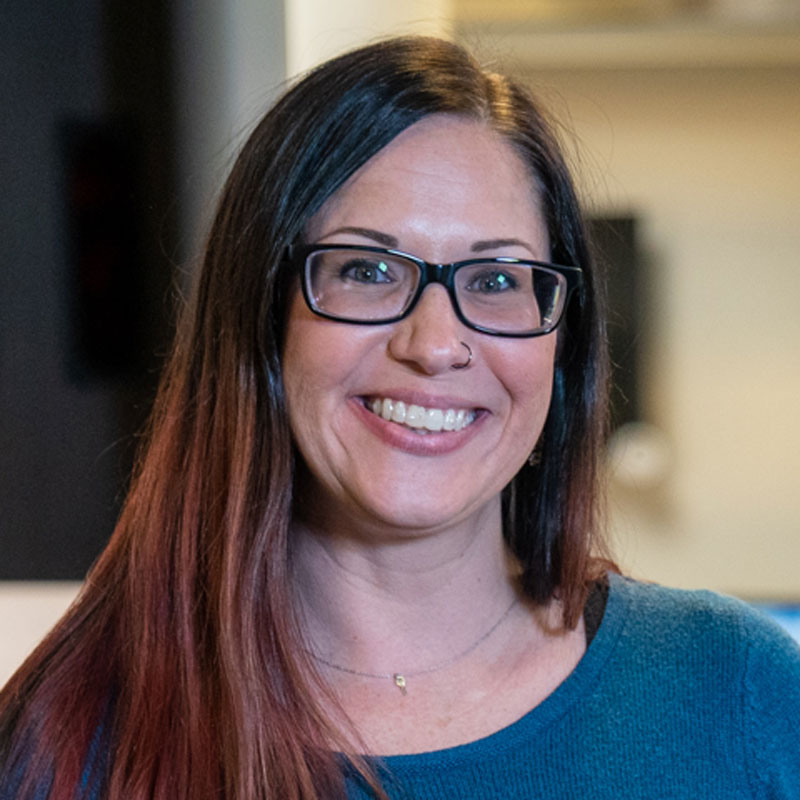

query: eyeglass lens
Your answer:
[305,249,565,334]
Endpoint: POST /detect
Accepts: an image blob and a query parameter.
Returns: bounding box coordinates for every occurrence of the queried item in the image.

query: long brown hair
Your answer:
[0,36,609,799]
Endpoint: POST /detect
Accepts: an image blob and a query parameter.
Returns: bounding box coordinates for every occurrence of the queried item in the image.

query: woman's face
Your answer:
[282,115,557,536]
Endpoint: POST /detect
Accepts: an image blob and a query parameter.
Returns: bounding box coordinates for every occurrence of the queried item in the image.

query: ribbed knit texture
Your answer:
[347,573,800,799]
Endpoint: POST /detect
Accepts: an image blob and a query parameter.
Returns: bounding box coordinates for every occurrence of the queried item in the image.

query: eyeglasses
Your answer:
[287,244,583,337]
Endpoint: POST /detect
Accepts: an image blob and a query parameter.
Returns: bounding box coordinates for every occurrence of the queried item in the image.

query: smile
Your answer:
[366,397,476,433]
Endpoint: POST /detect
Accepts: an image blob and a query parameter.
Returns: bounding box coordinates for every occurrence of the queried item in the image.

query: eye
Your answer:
[464,269,519,294]
[339,258,394,284]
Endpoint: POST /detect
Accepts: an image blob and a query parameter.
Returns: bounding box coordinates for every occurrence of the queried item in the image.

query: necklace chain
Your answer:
[311,598,517,696]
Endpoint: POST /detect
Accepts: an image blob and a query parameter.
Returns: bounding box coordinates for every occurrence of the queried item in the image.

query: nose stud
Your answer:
[451,341,473,370]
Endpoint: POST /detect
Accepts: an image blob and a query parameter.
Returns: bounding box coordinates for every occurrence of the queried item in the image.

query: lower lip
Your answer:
[351,398,486,456]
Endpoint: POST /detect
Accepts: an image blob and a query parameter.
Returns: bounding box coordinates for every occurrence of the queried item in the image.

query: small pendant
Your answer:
[393,673,407,695]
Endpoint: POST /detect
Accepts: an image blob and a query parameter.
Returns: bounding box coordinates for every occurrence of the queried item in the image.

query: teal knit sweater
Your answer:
[346,573,800,799]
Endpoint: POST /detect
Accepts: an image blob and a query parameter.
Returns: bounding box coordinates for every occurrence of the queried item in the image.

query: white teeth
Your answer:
[391,400,407,424]
[366,397,475,432]
[406,404,426,428]
[426,408,444,432]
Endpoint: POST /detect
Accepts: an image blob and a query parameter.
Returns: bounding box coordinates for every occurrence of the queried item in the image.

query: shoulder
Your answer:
[609,571,799,659]
[607,572,800,685]
[606,573,800,796]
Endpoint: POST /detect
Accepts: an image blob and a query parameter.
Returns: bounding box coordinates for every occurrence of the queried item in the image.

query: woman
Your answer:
[1,36,798,800]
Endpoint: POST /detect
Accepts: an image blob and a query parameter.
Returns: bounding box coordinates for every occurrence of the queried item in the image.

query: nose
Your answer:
[387,284,468,375]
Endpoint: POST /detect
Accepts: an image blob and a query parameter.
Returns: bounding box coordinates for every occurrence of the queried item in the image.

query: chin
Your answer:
[349,490,501,538]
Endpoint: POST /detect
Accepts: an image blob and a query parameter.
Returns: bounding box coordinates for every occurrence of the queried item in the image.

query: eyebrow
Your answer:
[320,226,398,247]
[319,228,537,257]
[471,238,536,256]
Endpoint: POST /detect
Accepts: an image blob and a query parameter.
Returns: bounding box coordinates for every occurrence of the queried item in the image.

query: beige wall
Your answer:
[0,584,80,685]
[528,65,800,598]
[286,0,453,74]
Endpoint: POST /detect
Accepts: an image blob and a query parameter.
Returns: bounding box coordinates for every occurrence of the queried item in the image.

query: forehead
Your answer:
[305,114,549,259]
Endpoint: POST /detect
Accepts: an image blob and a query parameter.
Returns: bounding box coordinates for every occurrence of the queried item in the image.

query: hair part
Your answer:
[0,35,610,799]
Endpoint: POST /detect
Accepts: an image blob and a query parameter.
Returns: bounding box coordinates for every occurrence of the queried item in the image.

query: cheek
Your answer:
[282,292,374,441]
[499,336,557,431]
[283,327,339,491]
[282,293,330,438]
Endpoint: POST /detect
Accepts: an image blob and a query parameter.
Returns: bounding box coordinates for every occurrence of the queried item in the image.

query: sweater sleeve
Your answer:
[742,610,800,798]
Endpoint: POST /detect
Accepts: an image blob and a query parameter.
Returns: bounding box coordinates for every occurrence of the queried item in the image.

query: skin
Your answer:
[283,115,584,753]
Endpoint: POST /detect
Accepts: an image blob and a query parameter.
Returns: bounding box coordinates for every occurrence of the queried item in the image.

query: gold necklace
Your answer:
[311,598,517,696]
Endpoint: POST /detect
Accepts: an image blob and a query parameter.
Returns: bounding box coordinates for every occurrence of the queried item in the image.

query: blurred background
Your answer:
[2,0,799,680]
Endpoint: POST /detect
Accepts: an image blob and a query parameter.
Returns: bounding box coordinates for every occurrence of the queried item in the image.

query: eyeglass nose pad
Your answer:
[412,261,459,316]
[407,281,459,326]
[430,263,447,283]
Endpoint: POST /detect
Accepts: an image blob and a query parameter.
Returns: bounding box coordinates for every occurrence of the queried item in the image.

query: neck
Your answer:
[291,500,521,676]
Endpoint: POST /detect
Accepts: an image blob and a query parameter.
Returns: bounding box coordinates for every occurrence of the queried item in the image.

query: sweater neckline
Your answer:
[369,571,632,769]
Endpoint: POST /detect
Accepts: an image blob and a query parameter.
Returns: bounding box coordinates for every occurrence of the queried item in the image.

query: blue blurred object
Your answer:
[753,603,800,644]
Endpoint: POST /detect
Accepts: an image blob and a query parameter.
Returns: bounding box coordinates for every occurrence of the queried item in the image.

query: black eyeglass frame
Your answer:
[286,243,584,338]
